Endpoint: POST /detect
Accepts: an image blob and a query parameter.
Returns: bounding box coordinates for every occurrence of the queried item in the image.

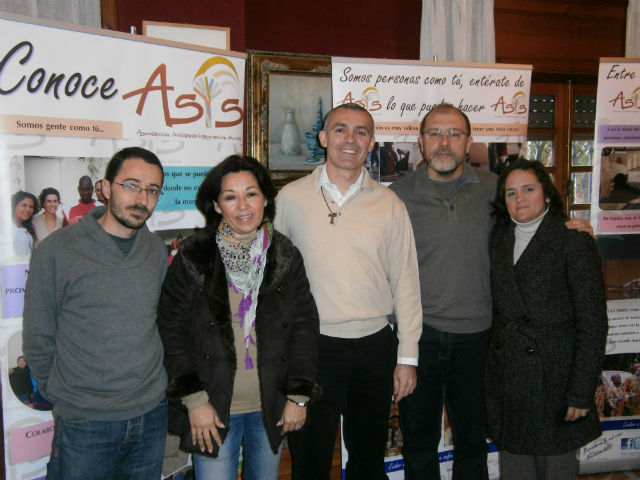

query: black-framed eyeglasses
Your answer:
[112,182,163,198]
[421,128,468,141]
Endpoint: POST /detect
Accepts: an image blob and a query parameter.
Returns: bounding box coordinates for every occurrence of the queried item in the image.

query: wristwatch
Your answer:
[287,397,308,407]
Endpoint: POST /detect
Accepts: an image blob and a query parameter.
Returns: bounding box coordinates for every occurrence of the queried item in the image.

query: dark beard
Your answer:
[112,204,150,230]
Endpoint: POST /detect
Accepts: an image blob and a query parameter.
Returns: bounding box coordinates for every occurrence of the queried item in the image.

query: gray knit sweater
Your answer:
[23,207,168,420]
[390,163,497,334]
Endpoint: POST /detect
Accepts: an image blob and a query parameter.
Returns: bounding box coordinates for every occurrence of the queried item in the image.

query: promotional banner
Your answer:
[331,57,531,185]
[591,58,640,234]
[578,293,640,474]
[332,57,531,142]
[333,57,531,480]
[1,13,245,234]
[0,13,245,479]
[579,58,640,475]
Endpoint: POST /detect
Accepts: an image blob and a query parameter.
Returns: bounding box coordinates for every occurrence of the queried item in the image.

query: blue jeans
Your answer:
[193,411,282,480]
[398,325,490,480]
[288,325,397,480]
[47,399,167,480]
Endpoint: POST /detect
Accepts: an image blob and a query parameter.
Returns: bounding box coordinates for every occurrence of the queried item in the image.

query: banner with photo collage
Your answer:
[332,57,532,480]
[0,13,244,480]
[579,57,640,475]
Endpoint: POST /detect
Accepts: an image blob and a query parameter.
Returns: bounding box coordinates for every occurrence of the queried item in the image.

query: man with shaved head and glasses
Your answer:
[390,103,592,479]
[23,147,169,480]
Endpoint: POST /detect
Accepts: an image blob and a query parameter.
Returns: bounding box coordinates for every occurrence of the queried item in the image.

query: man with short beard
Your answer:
[23,147,169,480]
[390,103,494,480]
[390,103,592,480]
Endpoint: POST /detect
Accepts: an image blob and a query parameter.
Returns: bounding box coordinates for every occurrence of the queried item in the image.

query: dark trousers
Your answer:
[288,325,397,480]
[500,450,578,480]
[398,324,490,480]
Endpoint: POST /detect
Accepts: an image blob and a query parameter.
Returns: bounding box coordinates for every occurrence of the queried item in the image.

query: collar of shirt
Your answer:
[316,164,365,207]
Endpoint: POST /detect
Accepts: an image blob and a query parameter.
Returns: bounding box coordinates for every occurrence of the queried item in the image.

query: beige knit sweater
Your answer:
[274,166,422,361]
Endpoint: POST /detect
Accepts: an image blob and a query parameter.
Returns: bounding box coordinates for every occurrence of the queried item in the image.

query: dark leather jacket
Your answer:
[157,226,321,455]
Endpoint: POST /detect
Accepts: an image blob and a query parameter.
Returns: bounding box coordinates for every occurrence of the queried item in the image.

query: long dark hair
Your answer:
[38,187,61,209]
[11,191,40,238]
[491,158,565,225]
[196,155,276,228]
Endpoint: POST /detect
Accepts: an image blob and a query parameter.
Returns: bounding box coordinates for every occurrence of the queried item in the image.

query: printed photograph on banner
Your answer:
[375,140,505,183]
[385,402,403,457]
[7,330,52,412]
[376,142,421,183]
[6,155,106,260]
[597,235,640,302]
[468,142,490,171]
[8,155,107,258]
[488,142,526,175]
[365,143,380,182]
[442,408,454,447]
[597,354,640,418]
[599,147,640,210]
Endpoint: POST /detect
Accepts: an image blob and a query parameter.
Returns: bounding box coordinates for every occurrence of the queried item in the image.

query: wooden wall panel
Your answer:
[109,0,423,59]
[107,0,627,79]
[244,0,422,59]
[495,0,627,78]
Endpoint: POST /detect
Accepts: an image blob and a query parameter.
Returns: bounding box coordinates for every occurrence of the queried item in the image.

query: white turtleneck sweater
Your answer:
[512,208,549,264]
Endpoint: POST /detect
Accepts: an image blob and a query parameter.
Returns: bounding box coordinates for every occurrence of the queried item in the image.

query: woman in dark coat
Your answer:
[485,159,608,479]
[157,155,320,480]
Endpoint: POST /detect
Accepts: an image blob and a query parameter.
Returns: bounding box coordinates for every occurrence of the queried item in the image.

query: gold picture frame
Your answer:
[247,51,332,187]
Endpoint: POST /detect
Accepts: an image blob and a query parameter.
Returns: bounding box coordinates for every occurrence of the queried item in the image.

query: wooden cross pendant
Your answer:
[328,212,337,224]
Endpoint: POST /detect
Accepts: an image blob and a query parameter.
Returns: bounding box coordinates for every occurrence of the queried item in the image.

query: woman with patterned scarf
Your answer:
[158,155,321,480]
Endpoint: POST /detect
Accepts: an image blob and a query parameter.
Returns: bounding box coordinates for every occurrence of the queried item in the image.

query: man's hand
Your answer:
[277,401,307,434]
[565,218,594,237]
[394,364,417,402]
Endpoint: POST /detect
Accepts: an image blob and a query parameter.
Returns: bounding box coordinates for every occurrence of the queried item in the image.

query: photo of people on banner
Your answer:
[599,147,640,211]
[8,156,109,260]
[597,354,640,418]
[7,332,53,411]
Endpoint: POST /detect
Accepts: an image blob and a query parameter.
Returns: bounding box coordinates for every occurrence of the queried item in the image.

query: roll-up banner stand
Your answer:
[0,13,245,479]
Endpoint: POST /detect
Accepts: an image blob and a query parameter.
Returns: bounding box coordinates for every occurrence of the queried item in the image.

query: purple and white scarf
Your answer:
[216,219,272,369]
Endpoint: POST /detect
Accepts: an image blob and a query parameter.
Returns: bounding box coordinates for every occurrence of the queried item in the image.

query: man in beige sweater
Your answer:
[275,103,422,480]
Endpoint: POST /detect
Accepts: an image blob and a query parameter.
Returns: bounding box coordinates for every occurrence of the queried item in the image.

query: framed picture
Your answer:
[142,20,230,50]
[247,51,332,187]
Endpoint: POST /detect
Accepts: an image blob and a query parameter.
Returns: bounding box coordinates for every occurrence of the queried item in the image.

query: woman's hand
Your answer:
[277,401,306,435]
[565,406,589,421]
[188,403,225,453]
